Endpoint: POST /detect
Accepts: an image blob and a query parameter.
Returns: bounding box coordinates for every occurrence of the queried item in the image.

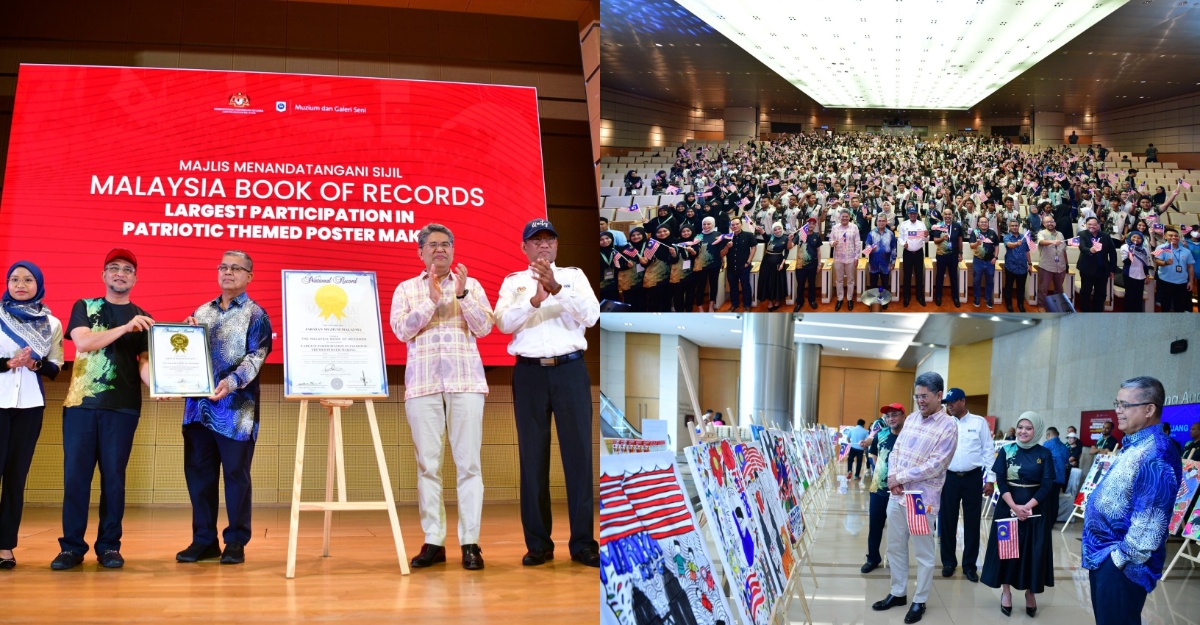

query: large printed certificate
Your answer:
[148,323,216,398]
[282,270,389,399]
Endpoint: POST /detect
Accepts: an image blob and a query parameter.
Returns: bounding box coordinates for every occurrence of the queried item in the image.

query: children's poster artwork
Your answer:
[753,427,806,541]
[790,433,816,489]
[1168,460,1200,536]
[1074,455,1114,507]
[686,439,797,625]
[600,451,733,625]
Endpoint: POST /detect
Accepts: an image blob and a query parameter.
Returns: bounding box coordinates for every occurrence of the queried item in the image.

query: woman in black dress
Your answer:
[599,231,631,304]
[981,411,1055,617]
[757,222,789,311]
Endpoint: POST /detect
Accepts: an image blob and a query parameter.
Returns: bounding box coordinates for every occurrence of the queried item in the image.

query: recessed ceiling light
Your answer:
[674,0,1126,108]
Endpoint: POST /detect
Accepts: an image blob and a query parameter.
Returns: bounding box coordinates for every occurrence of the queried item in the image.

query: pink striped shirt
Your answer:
[389,272,494,399]
[830,223,861,264]
[887,407,959,515]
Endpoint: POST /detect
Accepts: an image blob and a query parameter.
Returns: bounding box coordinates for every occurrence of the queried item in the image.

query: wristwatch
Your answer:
[456,289,469,299]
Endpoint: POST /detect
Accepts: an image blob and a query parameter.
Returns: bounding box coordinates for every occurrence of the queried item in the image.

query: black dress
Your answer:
[757,235,789,303]
[981,443,1056,593]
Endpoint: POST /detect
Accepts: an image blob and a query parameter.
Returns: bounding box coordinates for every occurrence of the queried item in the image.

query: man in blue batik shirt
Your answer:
[176,251,273,565]
[1083,376,1182,625]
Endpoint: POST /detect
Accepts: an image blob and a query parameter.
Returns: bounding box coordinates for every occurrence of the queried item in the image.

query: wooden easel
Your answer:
[285,398,409,578]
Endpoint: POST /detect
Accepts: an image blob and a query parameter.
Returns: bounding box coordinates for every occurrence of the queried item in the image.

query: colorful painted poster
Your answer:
[1182,496,1200,541]
[686,439,797,625]
[754,428,805,541]
[1074,455,1113,507]
[600,451,733,625]
[1168,461,1200,535]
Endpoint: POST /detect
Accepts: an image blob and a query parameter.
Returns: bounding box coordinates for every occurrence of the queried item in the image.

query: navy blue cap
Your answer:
[942,388,966,403]
[907,206,919,214]
[522,218,557,240]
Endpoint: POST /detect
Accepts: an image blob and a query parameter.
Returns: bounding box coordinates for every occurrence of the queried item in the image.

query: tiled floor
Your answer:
[779,478,1200,624]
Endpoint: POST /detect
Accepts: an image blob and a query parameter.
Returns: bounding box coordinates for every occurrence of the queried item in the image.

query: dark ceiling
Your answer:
[600,0,1200,118]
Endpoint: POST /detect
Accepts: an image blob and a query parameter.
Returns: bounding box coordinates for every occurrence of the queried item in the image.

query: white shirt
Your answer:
[494,264,599,358]
[898,219,927,251]
[947,410,995,478]
[0,315,65,409]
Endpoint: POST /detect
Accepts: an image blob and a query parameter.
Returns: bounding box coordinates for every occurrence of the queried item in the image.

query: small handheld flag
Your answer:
[997,518,1019,560]
[666,184,679,195]
[1068,236,1080,247]
[906,492,930,535]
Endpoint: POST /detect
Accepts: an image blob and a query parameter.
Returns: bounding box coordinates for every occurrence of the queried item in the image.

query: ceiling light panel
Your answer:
[673,0,1130,109]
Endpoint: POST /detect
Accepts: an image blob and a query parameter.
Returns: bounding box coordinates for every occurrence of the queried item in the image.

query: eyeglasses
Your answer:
[423,242,453,250]
[912,393,933,401]
[526,237,556,247]
[1113,400,1152,411]
[217,264,250,274]
[105,265,135,275]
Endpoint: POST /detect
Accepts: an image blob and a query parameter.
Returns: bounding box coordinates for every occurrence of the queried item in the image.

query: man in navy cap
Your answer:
[937,387,994,582]
[897,206,928,307]
[53,249,154,571]
[495,219,600,568]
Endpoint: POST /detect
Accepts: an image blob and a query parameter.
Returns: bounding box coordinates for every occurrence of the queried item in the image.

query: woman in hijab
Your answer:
[671,224,699,312]
[623,170,643,196]
[981,411,1055,617]
[643,225,678,312]
[692,217,731,313]
[1120,230,1153,311]
[0,261,65,569]
[646,205,678,240]
[619,226,650,311]
[599,231,631,304]
[758,222,789,311]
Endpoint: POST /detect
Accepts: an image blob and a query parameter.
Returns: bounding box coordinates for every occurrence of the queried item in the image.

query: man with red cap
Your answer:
[52,249,153,571]
[863,403,908,573]
[790,215,823,311]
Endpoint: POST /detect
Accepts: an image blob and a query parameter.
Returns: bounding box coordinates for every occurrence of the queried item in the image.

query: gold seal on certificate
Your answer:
[281,270,389,399]
[148,323,216,397]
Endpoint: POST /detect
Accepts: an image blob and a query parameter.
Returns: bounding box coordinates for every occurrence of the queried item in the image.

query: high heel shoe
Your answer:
[1025,591,1037,617]
[0,555,15,570]
[1000,593,1012,617]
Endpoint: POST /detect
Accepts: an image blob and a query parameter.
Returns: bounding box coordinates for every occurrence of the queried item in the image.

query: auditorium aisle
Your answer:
[784,478,1197,624]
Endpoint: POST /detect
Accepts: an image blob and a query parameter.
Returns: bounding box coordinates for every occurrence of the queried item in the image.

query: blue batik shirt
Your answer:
[1041,436,1070,486]
[1082,425,1182,593]
[183,292,273,441]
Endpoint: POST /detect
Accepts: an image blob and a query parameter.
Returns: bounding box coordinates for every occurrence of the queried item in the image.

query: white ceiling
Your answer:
[672,0,1130,109]
[599,312,929,360]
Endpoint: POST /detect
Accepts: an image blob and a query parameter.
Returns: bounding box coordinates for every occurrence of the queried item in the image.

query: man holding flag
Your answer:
[1077,216,1118,312]
[871,372,958,624]
[1153,226,1195,312]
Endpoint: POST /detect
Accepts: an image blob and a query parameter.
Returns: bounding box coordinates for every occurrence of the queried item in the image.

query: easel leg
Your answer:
[323,408,335,557]
[287,400,310,579]
[366,400,410,575]
[333,406,348,504]
[792,563,813,625]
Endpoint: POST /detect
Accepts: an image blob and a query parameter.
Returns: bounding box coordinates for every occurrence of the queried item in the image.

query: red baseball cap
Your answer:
[880,403,905,414]
[104,248,137,269]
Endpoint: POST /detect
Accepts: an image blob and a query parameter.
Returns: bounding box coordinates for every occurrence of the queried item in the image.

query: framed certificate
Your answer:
[281,270,389,399]
[148,323,216,398]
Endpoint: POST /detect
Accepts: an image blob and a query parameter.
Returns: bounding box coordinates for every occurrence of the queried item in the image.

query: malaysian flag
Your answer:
[906,492,930,535]
[599,473,641,545]
[623,466,694,540]
[1067,236,1080,247]
[1024,230,1036,252]
[666,184,679,194]
[997,518,1019,559]
[1182,180,1192,190]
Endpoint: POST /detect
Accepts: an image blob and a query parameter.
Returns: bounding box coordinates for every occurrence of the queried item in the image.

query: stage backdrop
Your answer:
[0,64,547,365]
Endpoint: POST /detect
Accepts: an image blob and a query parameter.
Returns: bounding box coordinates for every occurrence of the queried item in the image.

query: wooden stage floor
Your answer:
[0,503,599,623]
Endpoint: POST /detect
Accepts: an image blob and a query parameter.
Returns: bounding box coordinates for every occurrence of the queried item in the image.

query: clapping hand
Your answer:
[427,265,442,303]
[530,258,561,294]
[7,346,32,369]
[451,264,469,298]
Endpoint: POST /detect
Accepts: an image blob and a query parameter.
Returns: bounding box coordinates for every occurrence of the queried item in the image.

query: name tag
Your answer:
[1177,264,1183,273]
[603,269,615,281]
[683,260,692,270]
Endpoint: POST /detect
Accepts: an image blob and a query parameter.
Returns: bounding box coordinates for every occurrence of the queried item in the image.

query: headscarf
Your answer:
[1126,231,1152,269]
[1,261,53,360]
[1014,411,1045,450]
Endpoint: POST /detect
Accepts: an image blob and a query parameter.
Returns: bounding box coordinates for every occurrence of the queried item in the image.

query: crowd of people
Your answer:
[845,373,1184,624]
[0,219,602,573]
[601,133,1199,312]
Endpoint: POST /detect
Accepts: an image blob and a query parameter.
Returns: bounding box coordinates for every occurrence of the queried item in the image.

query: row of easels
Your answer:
[285,398,410,579]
